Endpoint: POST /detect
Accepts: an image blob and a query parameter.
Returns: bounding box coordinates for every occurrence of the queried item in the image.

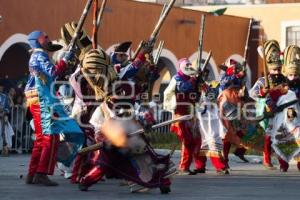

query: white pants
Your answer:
[0,119,14,149]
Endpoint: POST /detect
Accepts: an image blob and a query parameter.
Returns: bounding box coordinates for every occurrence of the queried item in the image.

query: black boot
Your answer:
[193,168,206,174]
[25,174,35,184]
[234,152,249,163]
[78,183,89,191]
[177,169,197,175]
[216,169,230,175]
[33,174,58,186]
[160,186,171,194]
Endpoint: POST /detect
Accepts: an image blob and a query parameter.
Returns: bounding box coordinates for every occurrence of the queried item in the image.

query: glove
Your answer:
[138,110,155,132]
[140,41,154,55]
[62,50,75,62]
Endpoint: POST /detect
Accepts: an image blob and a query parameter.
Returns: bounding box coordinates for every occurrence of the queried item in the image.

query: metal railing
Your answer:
[9,105,32,153]
[153,109,172,133]
[5,105,173,153]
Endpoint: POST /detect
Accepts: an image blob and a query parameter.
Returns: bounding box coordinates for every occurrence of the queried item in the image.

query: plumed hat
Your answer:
[114,41,132,54]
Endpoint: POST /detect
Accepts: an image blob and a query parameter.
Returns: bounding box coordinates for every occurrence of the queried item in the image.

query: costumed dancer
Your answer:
[78,96,175,193]
[279,44,300,171]
[249,40,287,170]
[55,84,76,179]
[218,58,249,168]
[24,30,82,186]
[111,41,159,131]
[79,47,175,193]
[110,41,132,70]
[197,81,229,174]
[110,41,140,98]
[114,41,160,102]
[60,22,105,183]
[164,58,206,175]
[282,45,300,99]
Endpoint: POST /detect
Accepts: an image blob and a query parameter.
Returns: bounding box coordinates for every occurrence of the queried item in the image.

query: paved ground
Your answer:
[0,154,299,200]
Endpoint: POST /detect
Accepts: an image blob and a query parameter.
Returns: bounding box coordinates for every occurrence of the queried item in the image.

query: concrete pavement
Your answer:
[0,154,299,200]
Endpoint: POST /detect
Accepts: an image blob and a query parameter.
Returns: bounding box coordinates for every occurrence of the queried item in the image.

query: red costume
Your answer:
[28,104,59,176]
[165,58,206,173]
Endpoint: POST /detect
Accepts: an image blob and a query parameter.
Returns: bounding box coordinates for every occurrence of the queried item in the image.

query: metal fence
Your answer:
[153,110,172,133]
[9,105,32,153]
[5,105,172,153]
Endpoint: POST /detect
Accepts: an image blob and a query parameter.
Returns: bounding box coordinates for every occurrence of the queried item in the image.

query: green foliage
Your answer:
[145,131,180,150]
[144,130,264,156]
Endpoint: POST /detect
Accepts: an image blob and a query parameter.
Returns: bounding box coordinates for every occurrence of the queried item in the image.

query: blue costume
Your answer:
[219,73,244,91]
[25,31,82,185]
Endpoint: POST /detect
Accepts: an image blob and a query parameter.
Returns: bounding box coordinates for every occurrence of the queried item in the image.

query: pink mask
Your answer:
[178,58,196,76]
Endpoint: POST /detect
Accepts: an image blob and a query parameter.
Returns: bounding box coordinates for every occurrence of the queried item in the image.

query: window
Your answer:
[286,26,300,46]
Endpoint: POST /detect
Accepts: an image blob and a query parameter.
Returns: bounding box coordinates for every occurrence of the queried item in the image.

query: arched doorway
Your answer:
[0,42,30,87]
[195,59,216,82]
[0,34,30,89]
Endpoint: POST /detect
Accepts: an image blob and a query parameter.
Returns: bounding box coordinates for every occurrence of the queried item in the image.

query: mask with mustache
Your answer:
[269,74,286,87]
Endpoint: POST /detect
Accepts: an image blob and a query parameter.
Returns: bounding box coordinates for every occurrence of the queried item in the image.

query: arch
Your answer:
[157,56,177,77]
[0,42,31,80]
[0,34,30,81]
[153,48,177,74]
[152,56,177,100]
[0,33,29,61]
[226,54,252,89]
[189,51,219,80]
